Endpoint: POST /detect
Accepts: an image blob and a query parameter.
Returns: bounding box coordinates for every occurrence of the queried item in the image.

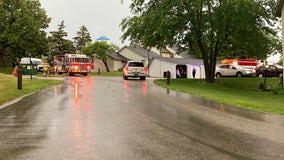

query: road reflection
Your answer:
[123,80,147,95]
[70,77,94,156]
[142,81,147,95]
[53,84,63,95]
[72,77,80,103]
[124,80,129,90]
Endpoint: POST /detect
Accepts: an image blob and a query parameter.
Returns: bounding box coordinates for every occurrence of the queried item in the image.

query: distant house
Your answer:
[118,46,160,67]
[93,58,107,72]
[116,46,204,78]
[151,47,174,58]
[150,46,195,59]
[107,52,130,72]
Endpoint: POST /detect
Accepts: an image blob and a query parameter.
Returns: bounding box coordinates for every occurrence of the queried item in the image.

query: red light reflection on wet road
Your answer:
[72,77,80,103]
[142,81,147,95]
[124,80,129,90]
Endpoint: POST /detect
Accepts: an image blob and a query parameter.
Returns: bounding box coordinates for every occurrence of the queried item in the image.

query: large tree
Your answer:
[0,0,50,66]
[73,25,92,52]
[48,21,76,60]
[81,41,116,72]
[121,0,280,83]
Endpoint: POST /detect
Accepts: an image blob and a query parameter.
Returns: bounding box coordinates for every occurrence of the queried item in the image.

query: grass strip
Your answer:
[154,78,284,115]
[0,73,63,106]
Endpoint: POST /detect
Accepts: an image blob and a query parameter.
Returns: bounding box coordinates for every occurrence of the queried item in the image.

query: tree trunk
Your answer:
[102,60,110,72]
[200,51,218,84]
[203,60,216,84]
[0,51,12,67]
[198,39,217,84]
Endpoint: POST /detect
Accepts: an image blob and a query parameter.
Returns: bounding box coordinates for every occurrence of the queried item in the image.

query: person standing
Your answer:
[43,61,50,77]
[192,67,196,79]
[176,68,181,78]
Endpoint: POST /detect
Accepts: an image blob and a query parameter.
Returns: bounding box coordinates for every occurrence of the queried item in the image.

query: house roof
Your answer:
[169,45,198,59]
[151,56,204,65]
[160,48,171,53]
[108,52,130,61]
[121,46,161,59]
[276,0,284,17]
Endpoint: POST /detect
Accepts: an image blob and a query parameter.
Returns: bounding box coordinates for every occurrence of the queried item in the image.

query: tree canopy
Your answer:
[121,0,280,83]
[47,21,76,61]
[73,25,92,52]
[0,0,50,66]
[81,41,117,72]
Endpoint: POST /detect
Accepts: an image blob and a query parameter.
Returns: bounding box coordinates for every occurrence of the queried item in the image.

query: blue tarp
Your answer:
[96,36,110,41]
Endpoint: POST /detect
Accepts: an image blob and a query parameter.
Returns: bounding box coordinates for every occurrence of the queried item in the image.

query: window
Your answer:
[128,62,144,67]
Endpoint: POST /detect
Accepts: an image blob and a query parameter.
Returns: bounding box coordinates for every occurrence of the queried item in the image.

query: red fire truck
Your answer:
[222,59,258,70]
[54,54,92,76]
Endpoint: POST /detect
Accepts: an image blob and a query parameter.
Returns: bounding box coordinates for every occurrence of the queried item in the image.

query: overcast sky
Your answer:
[39,0,281,62]
[40,0,132,47]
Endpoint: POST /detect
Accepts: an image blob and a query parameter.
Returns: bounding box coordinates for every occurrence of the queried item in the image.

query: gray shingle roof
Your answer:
[108,52,130,61]
[169,45,198,59]
[151,56,204,65]
[123,46,161,58]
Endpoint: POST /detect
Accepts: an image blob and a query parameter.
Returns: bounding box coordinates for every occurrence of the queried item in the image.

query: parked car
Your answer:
[254,64,283,77]
[123,61,147,80]
[215,64,253,78]
[21,57,43,72]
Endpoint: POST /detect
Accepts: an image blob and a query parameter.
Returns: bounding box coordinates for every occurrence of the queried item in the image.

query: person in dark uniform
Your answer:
[192,67,196,79]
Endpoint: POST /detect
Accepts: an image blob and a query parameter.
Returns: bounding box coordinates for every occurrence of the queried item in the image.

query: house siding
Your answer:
[119,48,149,66]
[93,59,107,72]
[106,58,124,72]
[106,58,114,71]
[113,60,124,71]
[149,58,206,79]
[149,59,176,78]
[119,48,145,61]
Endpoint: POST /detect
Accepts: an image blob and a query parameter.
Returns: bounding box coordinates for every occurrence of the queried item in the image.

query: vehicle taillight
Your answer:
[86,64,91,70]
[124,66,128,71]
[144,67,147,72]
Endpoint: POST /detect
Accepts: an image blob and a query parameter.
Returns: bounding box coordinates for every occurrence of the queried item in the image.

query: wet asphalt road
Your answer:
[0,76,283,160]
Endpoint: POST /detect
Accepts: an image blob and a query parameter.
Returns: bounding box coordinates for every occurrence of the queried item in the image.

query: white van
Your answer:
[20,58,44,72]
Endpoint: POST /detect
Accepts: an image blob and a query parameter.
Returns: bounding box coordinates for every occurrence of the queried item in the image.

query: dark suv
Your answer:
[255,64,283,77]
[123,61,147,80]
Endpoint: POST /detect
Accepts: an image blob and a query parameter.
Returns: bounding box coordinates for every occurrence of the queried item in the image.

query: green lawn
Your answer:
[0,67,14,74]
[0,67,63,106]
[154,78,284,115]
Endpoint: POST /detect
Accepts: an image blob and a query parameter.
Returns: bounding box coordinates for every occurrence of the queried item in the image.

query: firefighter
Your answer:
[43,61,50,77]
